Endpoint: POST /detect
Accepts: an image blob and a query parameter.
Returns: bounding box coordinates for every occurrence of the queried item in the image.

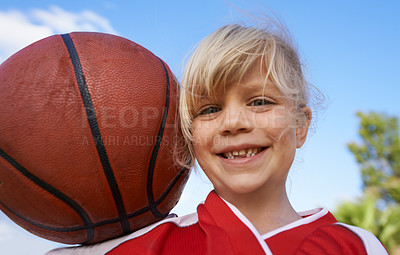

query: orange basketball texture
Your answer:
[0,32,188,244]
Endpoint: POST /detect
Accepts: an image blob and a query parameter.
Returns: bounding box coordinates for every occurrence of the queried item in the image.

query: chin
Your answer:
[224,179,265,195]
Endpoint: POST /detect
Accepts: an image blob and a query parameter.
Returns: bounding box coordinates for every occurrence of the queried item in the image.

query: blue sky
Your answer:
[0,1,399,254]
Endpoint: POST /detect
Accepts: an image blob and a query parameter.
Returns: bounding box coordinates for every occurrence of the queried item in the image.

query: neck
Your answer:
[217,184,301,235]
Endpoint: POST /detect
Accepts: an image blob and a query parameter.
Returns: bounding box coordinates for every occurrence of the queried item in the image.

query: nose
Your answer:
[219,105,253,136]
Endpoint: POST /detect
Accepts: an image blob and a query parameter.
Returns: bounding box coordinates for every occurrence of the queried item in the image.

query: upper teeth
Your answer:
[223,148,262,159]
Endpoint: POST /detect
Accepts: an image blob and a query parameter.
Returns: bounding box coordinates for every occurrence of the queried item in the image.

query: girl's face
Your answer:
[191,64,311,200]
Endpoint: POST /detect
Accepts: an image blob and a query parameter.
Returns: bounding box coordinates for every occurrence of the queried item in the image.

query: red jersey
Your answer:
[47,191,387,254]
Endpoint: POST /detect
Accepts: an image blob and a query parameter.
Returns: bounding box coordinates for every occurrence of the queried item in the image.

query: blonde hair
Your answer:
[177,23,314,169]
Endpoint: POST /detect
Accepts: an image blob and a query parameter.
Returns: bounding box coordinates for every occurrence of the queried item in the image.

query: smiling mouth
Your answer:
[218,147,267,159]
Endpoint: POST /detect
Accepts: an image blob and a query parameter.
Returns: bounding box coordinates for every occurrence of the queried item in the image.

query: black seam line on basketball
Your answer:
[0,147,94,242]
[61,33,130,235]
[91,203,150,228]
[90,205,150,229]
[0,200,91,233]
[93,205,150,227]
[155,167,188,205]
[146,58,171,219]
[104,201,172,255]
[92,203,151,228]
[0,196,152,233]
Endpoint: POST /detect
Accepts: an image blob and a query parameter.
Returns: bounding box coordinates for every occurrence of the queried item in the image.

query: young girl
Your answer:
[49,23,387,255]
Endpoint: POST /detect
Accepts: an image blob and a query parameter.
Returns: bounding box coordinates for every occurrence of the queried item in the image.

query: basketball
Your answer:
[0,32,188,244]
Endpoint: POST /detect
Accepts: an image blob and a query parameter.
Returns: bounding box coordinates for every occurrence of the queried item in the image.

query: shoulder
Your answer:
[335,223,388,255]
[295,222,388,255]
[46,212,199,255]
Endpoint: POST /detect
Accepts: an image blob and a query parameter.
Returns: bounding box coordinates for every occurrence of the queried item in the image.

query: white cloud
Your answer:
[0,6,117,63]
[31,6,116,34]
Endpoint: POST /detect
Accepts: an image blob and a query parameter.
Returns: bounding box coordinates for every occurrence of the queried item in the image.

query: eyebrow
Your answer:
[238,82,278,95]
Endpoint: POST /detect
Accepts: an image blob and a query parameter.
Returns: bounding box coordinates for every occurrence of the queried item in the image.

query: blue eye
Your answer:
[199,106,220,115]
[250,99,270,106]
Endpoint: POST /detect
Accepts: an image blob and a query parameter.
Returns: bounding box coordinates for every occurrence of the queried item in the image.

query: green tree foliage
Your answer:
[347,112,400,203]
[334,112,400,254]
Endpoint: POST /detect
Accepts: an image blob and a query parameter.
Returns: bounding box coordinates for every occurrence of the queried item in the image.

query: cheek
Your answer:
[191,120,203,144]
[192,119,222,149]
[254,109,296,140]
[192,123,210,159]
[254,108,292,129]
[192,130,210,151]
[275,129,297,164]
[278,128,297,147]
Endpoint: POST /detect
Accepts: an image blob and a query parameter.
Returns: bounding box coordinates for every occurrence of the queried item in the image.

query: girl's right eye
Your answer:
[198,106,220,116]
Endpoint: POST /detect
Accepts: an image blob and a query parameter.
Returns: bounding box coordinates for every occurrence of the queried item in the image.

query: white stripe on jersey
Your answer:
[335,223,388,255]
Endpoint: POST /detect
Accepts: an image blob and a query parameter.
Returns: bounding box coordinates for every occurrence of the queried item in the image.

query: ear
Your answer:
[295,106,312,148]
